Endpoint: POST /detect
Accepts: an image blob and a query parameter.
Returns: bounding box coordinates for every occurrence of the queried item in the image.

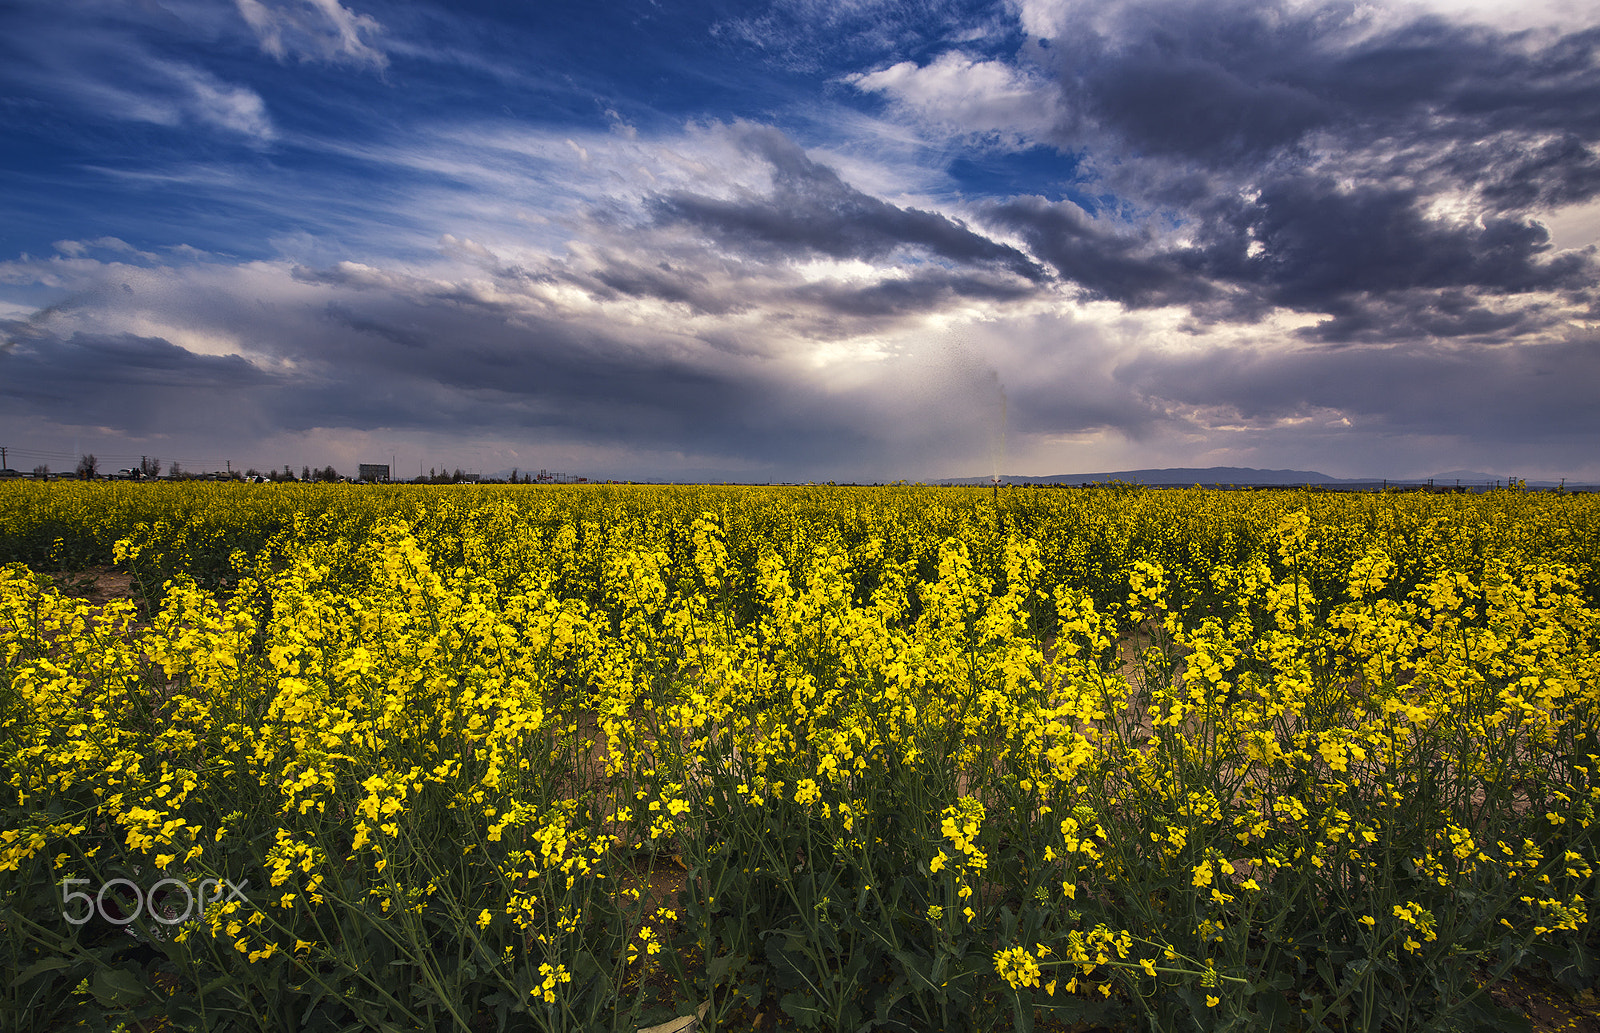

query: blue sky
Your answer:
[2,0,1598,481]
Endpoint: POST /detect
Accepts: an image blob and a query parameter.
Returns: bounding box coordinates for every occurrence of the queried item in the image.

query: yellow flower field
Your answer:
[2,482,1597,1031]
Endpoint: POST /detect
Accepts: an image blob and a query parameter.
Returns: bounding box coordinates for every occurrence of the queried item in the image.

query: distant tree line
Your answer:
[410,468,538,484]
[48,456,551,485]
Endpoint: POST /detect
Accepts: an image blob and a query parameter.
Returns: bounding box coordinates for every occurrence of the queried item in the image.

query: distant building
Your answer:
[358,464,391,483]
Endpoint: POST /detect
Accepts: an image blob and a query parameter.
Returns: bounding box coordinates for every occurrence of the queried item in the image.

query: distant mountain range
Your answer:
[939,466,1583,488]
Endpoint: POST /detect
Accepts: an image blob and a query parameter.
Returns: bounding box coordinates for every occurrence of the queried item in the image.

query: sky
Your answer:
[1,0,1598,482]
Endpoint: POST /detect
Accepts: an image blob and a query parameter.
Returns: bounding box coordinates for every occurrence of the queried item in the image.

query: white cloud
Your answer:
[848,51,1061,149]
[1010,0,1598,41]
[51,237,164,262]
[1406,0,1600,32]
[1538,199,1600,253]
[154,60,276,140]
[235,0,388,70]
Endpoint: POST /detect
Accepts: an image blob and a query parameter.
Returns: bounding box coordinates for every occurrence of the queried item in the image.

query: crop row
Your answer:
[2,485,1597,1031]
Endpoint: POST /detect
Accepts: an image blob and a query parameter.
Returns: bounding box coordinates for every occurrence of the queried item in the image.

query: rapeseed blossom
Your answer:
[3,482,1596,1030]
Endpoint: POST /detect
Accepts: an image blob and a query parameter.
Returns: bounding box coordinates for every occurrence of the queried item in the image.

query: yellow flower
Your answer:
[994,946,1042,989]
[476,909,492,929]
[1206,995,1221,1007]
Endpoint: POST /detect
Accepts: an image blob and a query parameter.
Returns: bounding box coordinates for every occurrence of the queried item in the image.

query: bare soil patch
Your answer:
[43,565,140,607]
[1488,971,1600,1033]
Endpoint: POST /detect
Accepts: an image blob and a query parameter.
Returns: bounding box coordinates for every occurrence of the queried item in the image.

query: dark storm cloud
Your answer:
[1189,175,1593,308]
[1291,289,1551,345]
[323,303,431,349]
[1116,332,1600,444]
[300,301,738,423]
[985,194,1213,307]
[789,266,1039,318]
[1040,5,1600,178]
[0,259,967,475]
[0,327,267,393]
[1077,50,1332,166]
[1467,133,1600,212]
[649,125,1048,281]
[568,251,1038,326]
[0,280,778,457]
[586,258,743,316]
[246,283,969,471]
[980,1,1600,337]
[0,328,273,434]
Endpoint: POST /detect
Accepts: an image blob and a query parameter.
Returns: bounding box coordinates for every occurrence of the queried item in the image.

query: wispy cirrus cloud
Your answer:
[643,125,1047,280]
[0,0,277,141]
[235,0,389,70]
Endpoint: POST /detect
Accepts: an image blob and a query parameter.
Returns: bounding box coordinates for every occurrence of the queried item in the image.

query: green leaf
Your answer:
[197,974,237,997]
[1314,955,1337,993]
[10,956,73,988]
[90,966,148,1008]
[706,952,746,984]
[779,989,826,1027]
[1010,990,1035,1033]
[1456,992,1534,1033]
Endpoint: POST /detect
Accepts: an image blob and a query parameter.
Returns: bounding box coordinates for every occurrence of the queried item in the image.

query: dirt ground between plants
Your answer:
[1485,973,1600,1033]
[41,565,140,607]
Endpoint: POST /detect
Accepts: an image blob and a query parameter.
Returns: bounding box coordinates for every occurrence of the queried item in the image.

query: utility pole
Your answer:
[0,446,7,471]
